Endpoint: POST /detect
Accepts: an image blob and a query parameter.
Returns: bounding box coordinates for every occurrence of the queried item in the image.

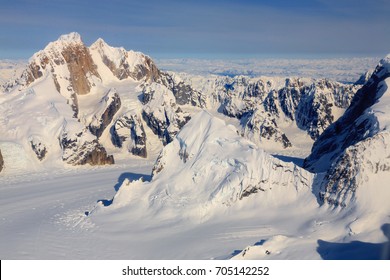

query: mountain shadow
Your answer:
[97,172,151,207]
[317,224,390,260]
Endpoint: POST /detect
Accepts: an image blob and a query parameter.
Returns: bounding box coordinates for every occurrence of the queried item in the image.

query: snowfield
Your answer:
[0,157,342,259]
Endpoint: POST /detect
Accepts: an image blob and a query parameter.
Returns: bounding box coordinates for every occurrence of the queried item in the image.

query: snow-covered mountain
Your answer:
[91,56,390,258]
[148,73,360,150]
[0,33,163,172]
[93,111,313,219]
[1,32,389,260]
[0,32,362,174]
[304,55,390,213]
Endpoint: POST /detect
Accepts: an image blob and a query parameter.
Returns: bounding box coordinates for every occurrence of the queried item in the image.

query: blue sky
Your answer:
[0,0,389,59]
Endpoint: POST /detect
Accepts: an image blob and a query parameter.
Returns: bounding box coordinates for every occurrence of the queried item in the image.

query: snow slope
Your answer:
[94,111,313,219]
[230,55,390,260]
[303,56,390,220]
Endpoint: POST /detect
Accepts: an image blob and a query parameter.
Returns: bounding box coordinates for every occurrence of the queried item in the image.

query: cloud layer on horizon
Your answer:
[0,0,389,59]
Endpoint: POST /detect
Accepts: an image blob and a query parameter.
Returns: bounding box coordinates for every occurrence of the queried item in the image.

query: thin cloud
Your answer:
[0,0,389,59]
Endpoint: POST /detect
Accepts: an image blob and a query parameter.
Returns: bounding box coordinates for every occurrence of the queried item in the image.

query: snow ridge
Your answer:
[99,111,313,220]
[304,53,390,214]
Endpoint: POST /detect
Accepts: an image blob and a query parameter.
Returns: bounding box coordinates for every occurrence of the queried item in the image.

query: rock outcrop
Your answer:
[241,109,292,149]
[137,73,359,150]
[90,38,160,82]
[318,132,390,207]
[88,89,121,138]
[14,33,101,96]
[29,137,47,161]
[111,113,147,157]
[157,72,206,107]
[221,77,358,142]
[0,149,3,172]
[59,121,114,166]
[304,55,390,208]
[60,35,101,95]
[142,83,191,144]
[2,32,102,118]
[304,58,390,173]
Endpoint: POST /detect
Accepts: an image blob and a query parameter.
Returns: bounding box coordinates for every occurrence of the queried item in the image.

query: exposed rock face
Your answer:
[139,55,160,82]
[142,108,190,145]
[89,89,121,138]
[355,70,374,85]
[79,143,114,165]
[1,55,49,93]
[277,78,303,121]
[111,113,147,157]
[29,137,47,161]
[214,76,358,145]
[151,148,166,177]
[0,149,3,172]
[59,122,114,166]
[263,90,280,117]
[139,74,358,149]
[318,131,390,208]
[19,33,101,97]
[136,72,206,146]
[26,58,49,86]
[61,42,101,96]
[158,72,206,107]
[241,109,292,149]
[2,33,102,118]
[142,83,191,144]
[90,38,160,82]
[304,56,390,207]
[304,61,390,173]
[295,90,334,140]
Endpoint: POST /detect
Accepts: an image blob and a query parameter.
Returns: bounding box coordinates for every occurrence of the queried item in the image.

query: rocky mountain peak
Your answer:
[35,32,85,61]
[379,54,390,72]
[90,38,110,51]
[4,32,101,99]
[90,38,160,82]
[57,32,83,44]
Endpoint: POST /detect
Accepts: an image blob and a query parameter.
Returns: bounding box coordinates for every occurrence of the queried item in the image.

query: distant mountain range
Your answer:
[0,32,366,172]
